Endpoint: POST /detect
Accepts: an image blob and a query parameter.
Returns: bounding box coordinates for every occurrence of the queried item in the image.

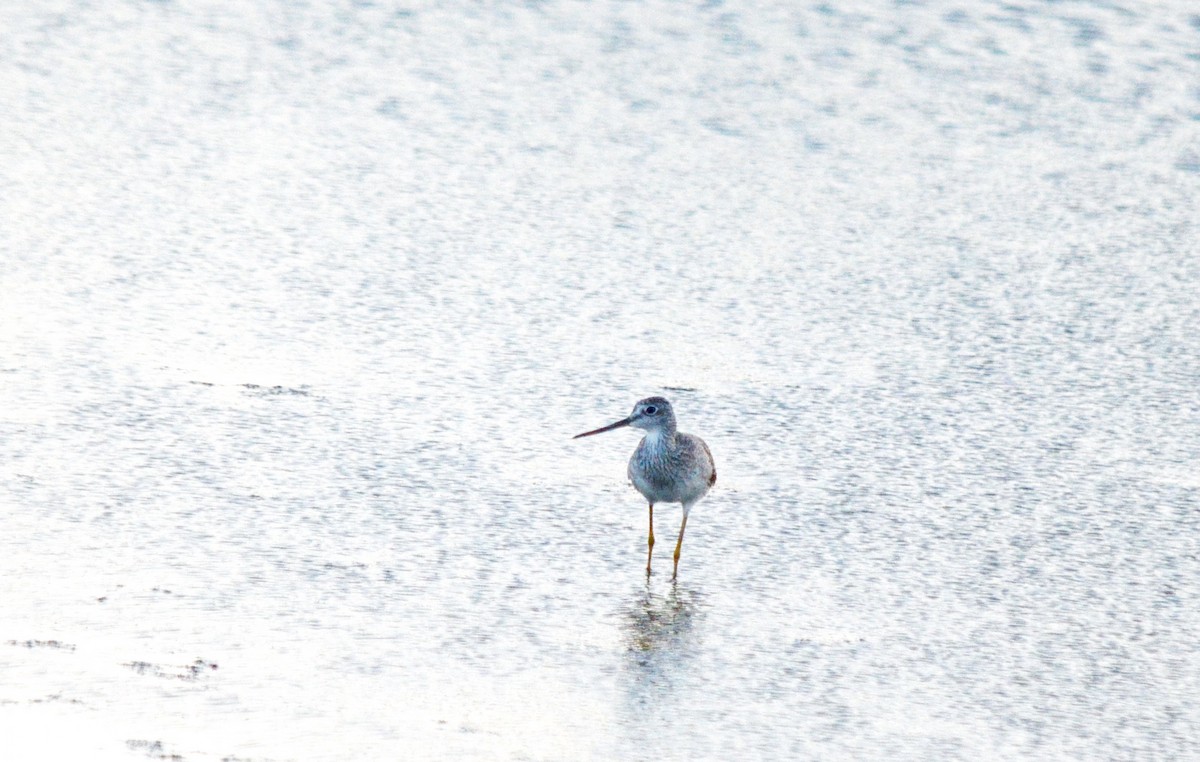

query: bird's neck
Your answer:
[641,427,676,450]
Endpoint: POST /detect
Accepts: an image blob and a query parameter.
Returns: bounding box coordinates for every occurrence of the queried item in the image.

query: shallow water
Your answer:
[2,0,1199,759]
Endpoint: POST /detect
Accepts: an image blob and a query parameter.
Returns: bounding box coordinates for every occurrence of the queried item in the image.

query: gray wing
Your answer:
[701,438,716,486]
[682,434,716,487]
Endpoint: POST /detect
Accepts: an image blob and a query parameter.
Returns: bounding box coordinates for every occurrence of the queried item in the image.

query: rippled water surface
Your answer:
[3,1,1199,759]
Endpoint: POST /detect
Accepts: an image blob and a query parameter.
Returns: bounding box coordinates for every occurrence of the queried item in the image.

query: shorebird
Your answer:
[574,396,716,580]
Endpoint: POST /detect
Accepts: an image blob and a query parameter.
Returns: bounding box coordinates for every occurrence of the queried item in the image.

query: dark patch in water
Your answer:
[126,740,184,760]
[241,383,311,396]
[125,658,219,681]
[7,639,76,651]
[30,693,84,705]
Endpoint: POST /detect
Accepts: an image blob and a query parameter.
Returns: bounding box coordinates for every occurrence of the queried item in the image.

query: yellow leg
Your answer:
[672,513,689,581]
[646,504,655,575]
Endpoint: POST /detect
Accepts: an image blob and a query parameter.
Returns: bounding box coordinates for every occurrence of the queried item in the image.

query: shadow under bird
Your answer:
[574,396,716,580]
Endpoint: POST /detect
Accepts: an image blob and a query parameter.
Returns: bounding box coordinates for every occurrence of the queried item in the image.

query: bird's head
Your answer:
[574,396,676,439]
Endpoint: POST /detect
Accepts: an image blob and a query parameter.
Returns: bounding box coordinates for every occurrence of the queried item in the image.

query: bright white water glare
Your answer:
[2,0,1199,759]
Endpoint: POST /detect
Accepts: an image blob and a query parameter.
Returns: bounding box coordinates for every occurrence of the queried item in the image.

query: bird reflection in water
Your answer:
[620,585,702,681]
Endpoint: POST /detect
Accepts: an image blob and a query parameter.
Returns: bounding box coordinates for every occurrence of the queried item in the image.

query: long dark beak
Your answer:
[573,417,632,439]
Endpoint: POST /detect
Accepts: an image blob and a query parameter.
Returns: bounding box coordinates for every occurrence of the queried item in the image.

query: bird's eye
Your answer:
[643,406,657,415]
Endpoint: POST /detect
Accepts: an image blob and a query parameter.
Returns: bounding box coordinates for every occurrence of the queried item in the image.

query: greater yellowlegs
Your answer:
[574,396,716,580]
